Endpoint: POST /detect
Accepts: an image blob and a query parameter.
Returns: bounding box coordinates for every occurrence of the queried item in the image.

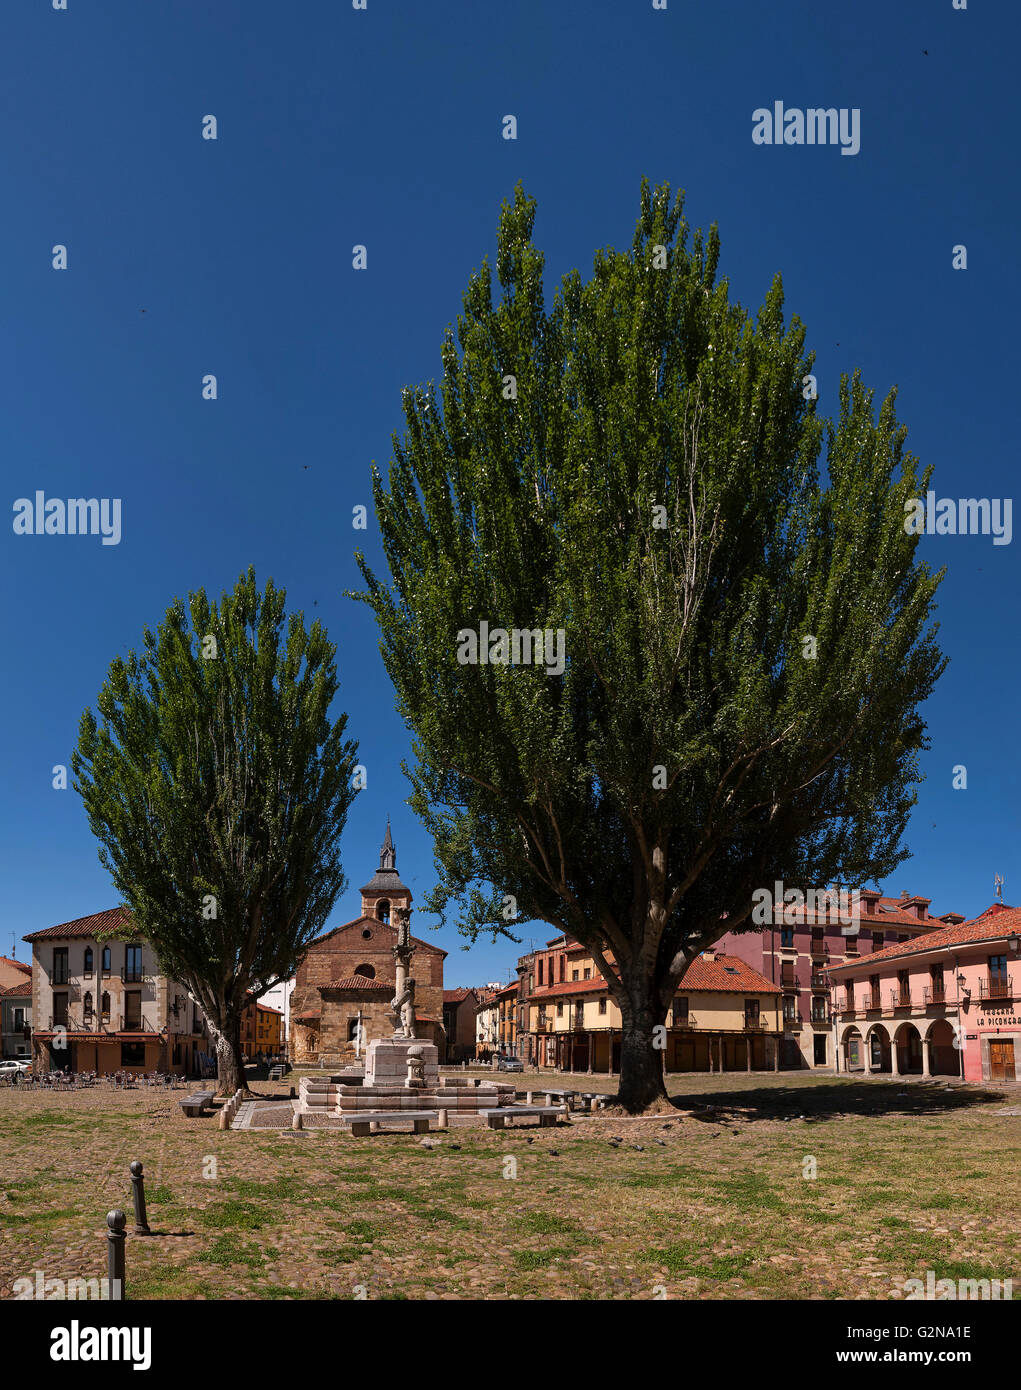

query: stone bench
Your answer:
[526,1089,577,1108]
[480,1106,566,1130]
[340,1110,440,1137]
[178,1091,215,1117]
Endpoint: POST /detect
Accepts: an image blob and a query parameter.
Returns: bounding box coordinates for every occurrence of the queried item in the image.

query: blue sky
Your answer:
[2,0,1017,983]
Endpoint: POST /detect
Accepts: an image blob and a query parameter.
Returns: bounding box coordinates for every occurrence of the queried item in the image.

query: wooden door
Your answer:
[989,1041,1016,1081]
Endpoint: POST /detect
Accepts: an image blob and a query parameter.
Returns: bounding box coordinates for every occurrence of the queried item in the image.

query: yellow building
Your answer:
[527,939,782,1074]
[240,997,284,1059]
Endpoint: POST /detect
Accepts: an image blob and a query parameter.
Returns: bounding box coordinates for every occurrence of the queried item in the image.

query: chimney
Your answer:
[702,949,716,963]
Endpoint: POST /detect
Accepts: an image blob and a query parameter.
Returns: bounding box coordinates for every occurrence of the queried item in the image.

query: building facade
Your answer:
[828,903,1021,1082]
[240,997,284,1059]
[524,937,782,1074]
[257,978,295,1053]
[1,976,32,1060]
[23,907,209,1075]
[289,824,446,1067]
[442,988,480,1062]
[716,888,959,1069]
[474,987,501,1059]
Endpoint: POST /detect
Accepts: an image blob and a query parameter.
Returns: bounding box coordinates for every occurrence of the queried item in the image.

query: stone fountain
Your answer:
[299,907,516,1124]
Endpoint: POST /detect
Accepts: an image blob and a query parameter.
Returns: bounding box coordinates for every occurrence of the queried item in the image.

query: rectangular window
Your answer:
[124,944,143,983]
[583,967,591,980]
[572,969,579,981]
[13,1007,24,1030]
[537,959,544,985]
[556,1003,564,1017]
[783,995,798,1022]
[673,996,689,1024]
[52,948,68,985]
[897,970,910,1005]
[559,957,565,982]
[52,993,68,1027]
[780,928,795,949]
[121,1041,145,1067]
[744,999,760,1025]
[781,962,795,986]
[598,998,607,1015]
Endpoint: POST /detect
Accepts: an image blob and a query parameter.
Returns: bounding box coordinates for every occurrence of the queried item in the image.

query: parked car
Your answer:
[0,1059,31,1075]
[496,1055,523,1072]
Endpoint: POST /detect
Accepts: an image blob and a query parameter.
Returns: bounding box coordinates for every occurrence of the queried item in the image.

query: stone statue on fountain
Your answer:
[389,906,417,1040]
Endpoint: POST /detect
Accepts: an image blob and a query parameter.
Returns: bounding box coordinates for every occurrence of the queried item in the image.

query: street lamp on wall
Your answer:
[1007,933,1020,955]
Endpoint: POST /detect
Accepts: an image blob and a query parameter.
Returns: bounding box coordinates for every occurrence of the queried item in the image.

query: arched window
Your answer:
[101,946,111,976]
[83,947,94,975]
[100,992,110,1023]
[83,991,93,1024]
[376,900,391,924]
[354,964,375,980]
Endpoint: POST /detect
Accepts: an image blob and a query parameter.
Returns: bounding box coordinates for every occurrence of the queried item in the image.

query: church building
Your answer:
[290,823,446,1067]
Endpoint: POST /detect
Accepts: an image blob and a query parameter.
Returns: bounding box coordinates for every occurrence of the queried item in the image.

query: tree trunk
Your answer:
[617,993,670,1113]
[208,1016,247,1097]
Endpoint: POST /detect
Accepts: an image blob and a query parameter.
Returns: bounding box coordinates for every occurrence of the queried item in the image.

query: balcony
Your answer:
[923,986,947,1006]
[890,990,913,1011]
[979,978,1015,1001]
[744,1018,766,1031]
[810,1012,830,1025]
[810,974,830,990]
[866,994,882,1013]
[120,967,145,983]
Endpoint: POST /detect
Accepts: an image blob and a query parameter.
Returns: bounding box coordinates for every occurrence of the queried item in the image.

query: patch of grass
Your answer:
[200,1199,265,1231]
[511,1247,578,1270]
[415,1206,471,1229]
[200,1234,264,1268]
[344,1219,381,1243]
[515,1211,580,1236]
[147,1184,175,1205]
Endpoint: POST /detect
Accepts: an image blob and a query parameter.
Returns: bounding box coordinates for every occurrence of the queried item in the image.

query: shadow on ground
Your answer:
[667,1079,1009,1123]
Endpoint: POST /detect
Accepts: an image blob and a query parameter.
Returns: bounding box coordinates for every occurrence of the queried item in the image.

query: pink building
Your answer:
[827,903,1021,1082]
[717,888,959,1070]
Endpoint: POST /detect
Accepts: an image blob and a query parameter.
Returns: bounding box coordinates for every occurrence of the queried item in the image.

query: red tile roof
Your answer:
[294,1011,321,1022]
[0,977,31,997]
[827,905,1021,973]
[678,953,781,994]
[23,906,136,942]
[443,988,477,1004]
[531,953,779,999]
[320,977,392,992]
[0,956,31,974]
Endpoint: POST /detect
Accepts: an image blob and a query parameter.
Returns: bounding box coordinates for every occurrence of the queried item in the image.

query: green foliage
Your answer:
[73,568,358,1063]
[354,180,944,1042]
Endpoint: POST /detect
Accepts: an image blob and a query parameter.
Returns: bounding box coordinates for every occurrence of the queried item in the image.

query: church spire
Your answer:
[380,817,396,871]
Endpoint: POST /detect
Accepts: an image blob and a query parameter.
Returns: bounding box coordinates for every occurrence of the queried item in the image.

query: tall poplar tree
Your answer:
[73,568,358,1094]
[355,181,946,1111]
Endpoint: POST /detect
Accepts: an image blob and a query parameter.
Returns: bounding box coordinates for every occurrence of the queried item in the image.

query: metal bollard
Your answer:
[107,1210,126,1299]
[129,1161,150,1235]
